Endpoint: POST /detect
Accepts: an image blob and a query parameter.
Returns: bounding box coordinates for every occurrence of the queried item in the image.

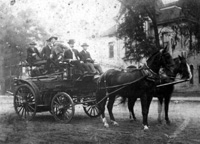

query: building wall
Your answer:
[88,37,134,71]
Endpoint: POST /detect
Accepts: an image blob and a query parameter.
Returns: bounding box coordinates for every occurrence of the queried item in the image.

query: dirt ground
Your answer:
[0,96,200,144]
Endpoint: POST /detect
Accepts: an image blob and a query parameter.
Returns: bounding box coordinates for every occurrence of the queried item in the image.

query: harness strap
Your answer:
[96,75,146,106]
[156,79,189,87]
[99,74,146,90]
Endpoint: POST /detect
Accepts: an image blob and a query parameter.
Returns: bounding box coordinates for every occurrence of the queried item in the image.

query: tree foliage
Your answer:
[0,2,49,64]
[179,0,200,53]
[117,0,162,62]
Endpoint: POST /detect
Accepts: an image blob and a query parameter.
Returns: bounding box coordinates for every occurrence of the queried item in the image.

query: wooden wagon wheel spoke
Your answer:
[83,101,100,118]
[21,107,25,118]
[55,97,62,105]
[51,92,75,123]
[17,106,23,114]
[14,84,37,121]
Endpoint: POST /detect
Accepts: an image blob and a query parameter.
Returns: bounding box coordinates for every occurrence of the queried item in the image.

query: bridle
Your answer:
[160,52,175,77]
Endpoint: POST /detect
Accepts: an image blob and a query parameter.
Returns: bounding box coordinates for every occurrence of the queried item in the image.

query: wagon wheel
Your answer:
[51,92,75,123]
[14,84,37,121]
[83,101,100,118]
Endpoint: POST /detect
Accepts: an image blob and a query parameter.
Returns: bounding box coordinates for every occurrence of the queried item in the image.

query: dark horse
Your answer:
[127,55,192,125]
[156,55,192,124]
[96,48,175,130]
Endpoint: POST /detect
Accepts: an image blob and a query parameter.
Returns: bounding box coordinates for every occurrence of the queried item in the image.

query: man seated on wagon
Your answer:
[53,41,69,62]
[26,41,48,76]
[41,36,58,60]
[40,36,61,73]
[63,39,90,74]
[79,43,103,75]
[26,42,43,64]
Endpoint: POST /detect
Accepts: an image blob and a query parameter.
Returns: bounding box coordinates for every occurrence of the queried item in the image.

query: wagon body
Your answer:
[13,74,100,123]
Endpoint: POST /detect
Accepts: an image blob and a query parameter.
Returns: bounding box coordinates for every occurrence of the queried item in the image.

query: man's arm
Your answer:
[34,48,41,58]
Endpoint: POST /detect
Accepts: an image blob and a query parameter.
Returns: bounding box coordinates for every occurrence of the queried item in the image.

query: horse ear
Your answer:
[178,55,182,60]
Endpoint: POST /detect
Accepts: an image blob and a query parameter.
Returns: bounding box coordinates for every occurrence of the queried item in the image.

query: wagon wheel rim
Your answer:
[83,101,100,118]
[14,84,37,121]
[51,92,75,123]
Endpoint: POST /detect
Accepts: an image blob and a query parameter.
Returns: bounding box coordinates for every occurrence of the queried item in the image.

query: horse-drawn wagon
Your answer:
[13,60,101,123]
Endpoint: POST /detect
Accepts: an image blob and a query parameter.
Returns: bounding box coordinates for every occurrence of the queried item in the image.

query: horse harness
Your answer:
[95,64,160,105]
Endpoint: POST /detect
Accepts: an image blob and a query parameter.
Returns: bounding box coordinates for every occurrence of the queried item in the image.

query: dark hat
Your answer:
[46,36,58,42]
[68,39,75,44]
[81,43,89,47]
[29,42,37,45]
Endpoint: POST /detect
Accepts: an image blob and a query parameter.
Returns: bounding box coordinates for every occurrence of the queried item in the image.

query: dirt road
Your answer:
[0,96,200,144]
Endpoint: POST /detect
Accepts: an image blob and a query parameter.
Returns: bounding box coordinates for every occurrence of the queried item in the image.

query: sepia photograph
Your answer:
[0,0,200,143]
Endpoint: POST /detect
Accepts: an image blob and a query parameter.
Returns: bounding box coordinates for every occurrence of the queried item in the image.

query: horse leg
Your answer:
[97,92,109,128]
[164,96,171,125]
[128,97,137,122]
[107,95,119,126]
[157,97,163,124]
[141,93,153,130]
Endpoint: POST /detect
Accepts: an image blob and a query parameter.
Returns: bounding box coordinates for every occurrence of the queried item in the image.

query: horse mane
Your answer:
[146,51,159,65]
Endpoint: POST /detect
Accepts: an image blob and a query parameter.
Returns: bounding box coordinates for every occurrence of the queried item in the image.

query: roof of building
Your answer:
[100,25,117,37]
[157,6,184,25]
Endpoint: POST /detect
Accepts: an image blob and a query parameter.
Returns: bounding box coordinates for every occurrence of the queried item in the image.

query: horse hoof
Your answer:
[130,118,136,123]
[112,121,119,126]
[166,120,171,125]
[157,119,162,124]
[104,123,109,128]
[143,125,149,131]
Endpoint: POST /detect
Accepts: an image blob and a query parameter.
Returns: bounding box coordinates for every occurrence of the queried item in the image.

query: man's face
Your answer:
[83,46,88,51]
[69,43,74,48]
[30,45,35,48]
[47,41,51,46]
[50,38,56,45]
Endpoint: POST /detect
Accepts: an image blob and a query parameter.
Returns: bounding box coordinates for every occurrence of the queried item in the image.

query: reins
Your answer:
[98,75,146,90]
[95,75,146,106]
[156,79,190,87]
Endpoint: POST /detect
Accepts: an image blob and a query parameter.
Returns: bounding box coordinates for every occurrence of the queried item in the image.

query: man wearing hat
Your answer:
[41,36,58,60]
[63,39,90,74]
[79,43,103,74]
[26,42,41,64]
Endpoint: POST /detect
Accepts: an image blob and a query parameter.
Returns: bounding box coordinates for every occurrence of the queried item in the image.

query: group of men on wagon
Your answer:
[26,36,103,76]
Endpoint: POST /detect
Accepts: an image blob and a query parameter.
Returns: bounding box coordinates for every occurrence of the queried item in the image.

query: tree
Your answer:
[0,2,49,63]
[179,0,200,53]
[117,0,163,63]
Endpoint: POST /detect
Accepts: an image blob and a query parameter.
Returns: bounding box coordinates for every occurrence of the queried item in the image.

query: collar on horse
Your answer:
[141,64,160,82]
[98,64,159,91]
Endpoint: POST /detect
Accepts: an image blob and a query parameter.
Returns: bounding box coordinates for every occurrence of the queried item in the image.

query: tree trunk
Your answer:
[152,18,160,49]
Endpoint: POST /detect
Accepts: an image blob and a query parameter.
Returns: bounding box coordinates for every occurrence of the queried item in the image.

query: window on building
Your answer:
[181,51,187,58]
[108,42,114,58]
[190,65,194,84]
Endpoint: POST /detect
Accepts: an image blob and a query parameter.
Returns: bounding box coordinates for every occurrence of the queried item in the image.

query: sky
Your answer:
[8,0,120,43]
[6,0,178,43]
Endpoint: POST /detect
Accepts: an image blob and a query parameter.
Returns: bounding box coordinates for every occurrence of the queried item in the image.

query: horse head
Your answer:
[173,55,192,80]
[147,46,174,76]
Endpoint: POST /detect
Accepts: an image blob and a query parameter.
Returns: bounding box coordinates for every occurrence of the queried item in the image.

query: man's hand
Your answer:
[80,61,83,64]
[50,54,53,59]
[32,53,36,56]
[58,55,62,60]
